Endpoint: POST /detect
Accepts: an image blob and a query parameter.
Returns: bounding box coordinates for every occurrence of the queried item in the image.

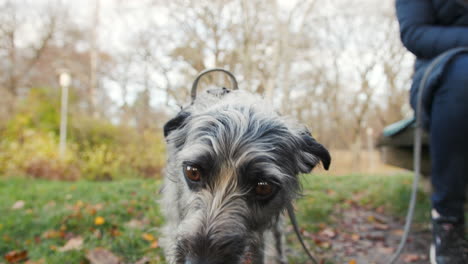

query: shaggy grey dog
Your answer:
[160,88,330,264]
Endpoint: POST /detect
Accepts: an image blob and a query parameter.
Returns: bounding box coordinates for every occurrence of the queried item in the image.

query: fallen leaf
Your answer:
[134,257,150,264]
[93,229,102,239]
[4,250,28,263]
[11,201,25,210]
[110,228,121,237]
[94,216,105,226]
[318,241,331,249]
[125,219,146,229]
[375,205,385,213]
[378,247,395,254]
[150,240,159,249]
[348,260,357,264]
[75,200,84,208]
[86,248,120,264]
[58,237,83,252]
[403,254,420,263]
[319,228,336,239]
[142,233,155,242]
[93,203,104,211]
[373,223,390,230]
[351,234,360,241]
[25,259,45,264]
[42,230,64,239]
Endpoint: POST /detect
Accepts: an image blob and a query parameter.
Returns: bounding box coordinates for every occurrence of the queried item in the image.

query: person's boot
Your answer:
[430,209,468,264]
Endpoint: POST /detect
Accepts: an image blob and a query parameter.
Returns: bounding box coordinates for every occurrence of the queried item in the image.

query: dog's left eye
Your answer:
[184,165,202,182]
[255,181,275,197]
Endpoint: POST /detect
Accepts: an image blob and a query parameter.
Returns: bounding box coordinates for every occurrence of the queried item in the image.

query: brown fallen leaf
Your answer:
[58,237,83,252]
[392,229,404,236]
[351,233,360,241]
[373,223,390,230]
[378,246,395,254]
[375,205,385,213]
[86,248,121,264]
[110,227,121,237]
[4,250,28,263]
[319,228,336,239]
[403,254,420,263]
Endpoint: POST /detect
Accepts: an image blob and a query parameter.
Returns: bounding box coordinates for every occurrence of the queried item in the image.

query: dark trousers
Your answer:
[425,55,468,221]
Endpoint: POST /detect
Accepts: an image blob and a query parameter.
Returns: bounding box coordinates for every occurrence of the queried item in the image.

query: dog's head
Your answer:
[162,89,330,264]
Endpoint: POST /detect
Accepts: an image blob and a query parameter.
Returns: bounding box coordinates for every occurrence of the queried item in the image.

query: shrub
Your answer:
[0,129,80,180]
[0,87,167,181]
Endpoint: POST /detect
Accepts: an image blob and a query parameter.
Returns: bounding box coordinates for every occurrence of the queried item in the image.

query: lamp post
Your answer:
[59,71,71,158]
[366,127,374,172]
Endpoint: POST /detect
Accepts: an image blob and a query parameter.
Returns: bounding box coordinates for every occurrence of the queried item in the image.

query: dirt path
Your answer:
[290,206,432,264]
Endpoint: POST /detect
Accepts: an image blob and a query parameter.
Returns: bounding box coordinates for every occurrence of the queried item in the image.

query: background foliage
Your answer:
[0,0,414,180]
[0,88,165,180]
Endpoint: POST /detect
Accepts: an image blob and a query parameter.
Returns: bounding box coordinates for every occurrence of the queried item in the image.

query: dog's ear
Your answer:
[298,130,331,172]
[163,111,190,138]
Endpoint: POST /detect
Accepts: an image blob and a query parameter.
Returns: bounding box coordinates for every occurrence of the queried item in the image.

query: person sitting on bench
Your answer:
[396,0,468,263]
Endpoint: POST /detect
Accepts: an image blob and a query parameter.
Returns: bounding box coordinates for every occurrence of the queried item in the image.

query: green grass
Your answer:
[0,179,165,263]
[0,173,430,263]
[296,173,430,231]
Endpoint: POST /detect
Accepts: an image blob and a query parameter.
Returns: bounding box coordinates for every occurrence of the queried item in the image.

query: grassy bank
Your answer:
[0,173,430,263]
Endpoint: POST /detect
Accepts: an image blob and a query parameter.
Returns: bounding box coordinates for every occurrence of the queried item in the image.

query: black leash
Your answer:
[287,203,320,264]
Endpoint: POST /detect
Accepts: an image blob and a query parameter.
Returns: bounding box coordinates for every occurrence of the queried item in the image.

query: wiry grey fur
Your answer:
[160,89,330,264]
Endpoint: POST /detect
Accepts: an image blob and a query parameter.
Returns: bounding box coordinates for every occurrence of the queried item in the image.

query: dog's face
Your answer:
[161,90,330,264]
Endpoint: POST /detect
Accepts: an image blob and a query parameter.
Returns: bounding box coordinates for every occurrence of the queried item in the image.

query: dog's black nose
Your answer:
[184,252,242,264]
[184,258,220,264]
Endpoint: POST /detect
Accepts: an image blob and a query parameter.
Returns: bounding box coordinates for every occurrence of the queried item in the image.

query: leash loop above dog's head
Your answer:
[191,68,239,103]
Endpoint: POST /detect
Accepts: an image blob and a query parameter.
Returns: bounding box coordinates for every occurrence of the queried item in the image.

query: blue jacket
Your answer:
[396,0,468,61]
[396,0,468,127]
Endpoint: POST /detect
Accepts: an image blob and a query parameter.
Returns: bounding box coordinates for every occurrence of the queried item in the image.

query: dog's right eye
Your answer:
[254,181,277,200]
[184,165,202,182]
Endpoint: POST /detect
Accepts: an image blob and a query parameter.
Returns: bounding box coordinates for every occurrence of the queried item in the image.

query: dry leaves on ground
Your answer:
[4,250,28,263]
[58,236,83,252]
[403,254,421,263]
[86,248,121,264]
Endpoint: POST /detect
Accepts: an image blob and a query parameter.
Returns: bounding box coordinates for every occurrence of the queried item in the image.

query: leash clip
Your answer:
[191,68,239,103]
